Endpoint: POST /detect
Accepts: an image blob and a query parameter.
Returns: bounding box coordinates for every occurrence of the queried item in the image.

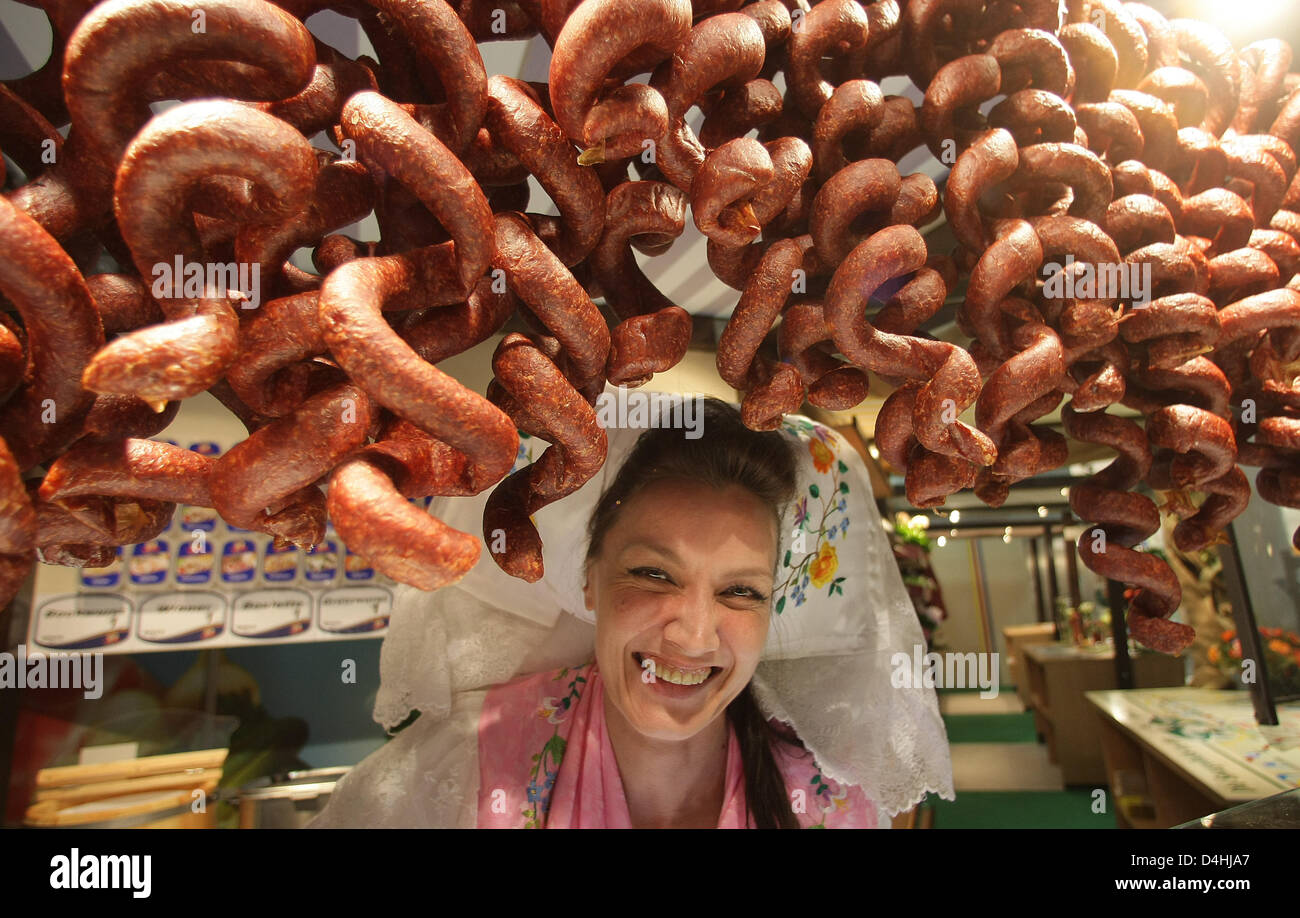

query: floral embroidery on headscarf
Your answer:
[808,543,838,589]
[808,437,834,474]
[773,419,851,613]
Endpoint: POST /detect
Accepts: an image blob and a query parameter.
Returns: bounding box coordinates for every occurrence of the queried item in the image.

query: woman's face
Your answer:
[583,477,778,742]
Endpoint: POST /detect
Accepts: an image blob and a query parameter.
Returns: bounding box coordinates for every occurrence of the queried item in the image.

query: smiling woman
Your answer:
[577,398,818,828]
[310,392,950,829]
[457,398,877,828]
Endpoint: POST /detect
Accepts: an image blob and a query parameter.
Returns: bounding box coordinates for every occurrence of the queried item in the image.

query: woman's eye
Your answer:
[628,569,766,601]
[630,567,668,581]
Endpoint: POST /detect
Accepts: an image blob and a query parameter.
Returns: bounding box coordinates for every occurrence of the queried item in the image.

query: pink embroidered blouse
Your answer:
[475,661,878,828]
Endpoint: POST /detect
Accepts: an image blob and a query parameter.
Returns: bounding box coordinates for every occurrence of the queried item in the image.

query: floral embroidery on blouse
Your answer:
[522,665,588,828]
[496,660,873,826]
[802,770,853,828]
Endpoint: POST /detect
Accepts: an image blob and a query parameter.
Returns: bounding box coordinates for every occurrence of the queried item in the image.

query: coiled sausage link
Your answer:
[1061,402,1189,652]
[318,249,520,496]
[340,90,494,293]
[590,181,692,387]
[483,332,607,582]
[548,0,690,160]
[328,418,491,590]
[0,195,103,472]
[0,436,36,608]
[208,383,375,548]
[825,225,996,506]
[84,101,318,406]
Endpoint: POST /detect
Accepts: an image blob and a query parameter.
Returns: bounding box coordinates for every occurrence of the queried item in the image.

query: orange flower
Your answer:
[1269,639,1291,656]
[808,543,838,588]
[1262,627,1282,639]
[809,438,834,474]
[1220,629,1235,643]
[1208,645,1221,664]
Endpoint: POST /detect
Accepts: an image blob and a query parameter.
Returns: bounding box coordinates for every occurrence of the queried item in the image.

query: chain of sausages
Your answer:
[4,0,1300,654]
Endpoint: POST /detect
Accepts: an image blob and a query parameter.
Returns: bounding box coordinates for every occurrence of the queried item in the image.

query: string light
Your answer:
[936,536,946,547]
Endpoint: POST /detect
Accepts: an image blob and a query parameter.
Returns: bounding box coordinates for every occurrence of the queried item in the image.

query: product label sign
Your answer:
[136,592,226,643]
[32,594,132,650]
[231,589,313,638]
[318,586,392,634]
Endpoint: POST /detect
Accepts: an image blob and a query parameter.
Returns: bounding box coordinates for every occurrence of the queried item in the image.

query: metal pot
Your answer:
[234,767,350,829]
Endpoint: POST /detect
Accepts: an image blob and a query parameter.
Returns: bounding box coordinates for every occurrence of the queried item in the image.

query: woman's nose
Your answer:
[660,584,721,653]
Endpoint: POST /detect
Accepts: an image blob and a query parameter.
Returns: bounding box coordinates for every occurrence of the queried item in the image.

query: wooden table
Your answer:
[1023,643,1185,785]
[1087,687,1300,828]
[1002,623,1057,709]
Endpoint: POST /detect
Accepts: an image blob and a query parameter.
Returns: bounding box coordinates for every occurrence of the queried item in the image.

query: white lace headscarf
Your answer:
[322,388,953,827]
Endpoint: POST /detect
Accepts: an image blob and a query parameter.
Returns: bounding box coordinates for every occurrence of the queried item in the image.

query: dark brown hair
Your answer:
[583,396,808,829]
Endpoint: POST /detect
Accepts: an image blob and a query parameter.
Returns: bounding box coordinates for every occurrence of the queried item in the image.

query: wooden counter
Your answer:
[1087,687,1300,828]
[1002,623,1057,709]
[1023,643,1185,785]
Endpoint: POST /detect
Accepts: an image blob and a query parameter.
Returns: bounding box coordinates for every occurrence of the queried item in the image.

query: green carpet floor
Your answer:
[924,790,1113,829]
[941,711,1040,744]
[930,689,1114,828]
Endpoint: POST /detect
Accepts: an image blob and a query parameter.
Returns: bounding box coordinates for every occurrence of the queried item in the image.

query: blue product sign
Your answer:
[221,539,258,583]
[262,541,299,583]
[303,540,338,582]
[176,540,214,584]
[129,540,169,586]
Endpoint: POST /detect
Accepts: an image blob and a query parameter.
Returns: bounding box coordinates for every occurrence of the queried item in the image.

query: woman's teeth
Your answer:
[658,666,709,686]
[640,655,713,686]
